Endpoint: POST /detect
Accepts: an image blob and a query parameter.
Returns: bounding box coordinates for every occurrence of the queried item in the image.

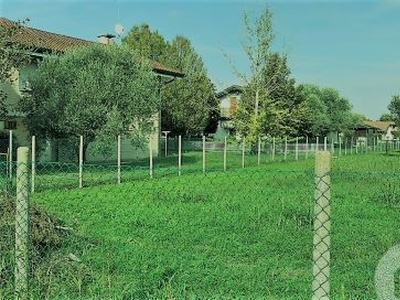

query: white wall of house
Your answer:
[215,93,241,140]
[0,71,30,147]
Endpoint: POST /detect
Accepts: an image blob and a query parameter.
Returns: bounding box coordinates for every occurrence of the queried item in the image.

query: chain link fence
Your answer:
[2,136,400,298]
[312,152,331,299]
[10,134,399,193]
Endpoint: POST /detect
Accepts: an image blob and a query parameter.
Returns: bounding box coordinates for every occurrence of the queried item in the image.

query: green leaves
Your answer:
[300,84,354,137]
[388,94,400,127]
[123,24,216,136]
[20,44,159,154]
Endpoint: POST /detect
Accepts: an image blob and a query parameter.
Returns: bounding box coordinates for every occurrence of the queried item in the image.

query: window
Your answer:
[5,120,17,130]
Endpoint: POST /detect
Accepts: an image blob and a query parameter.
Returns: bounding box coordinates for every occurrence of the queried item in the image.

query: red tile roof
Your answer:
[0,17,183,78]
[362,120,394,131]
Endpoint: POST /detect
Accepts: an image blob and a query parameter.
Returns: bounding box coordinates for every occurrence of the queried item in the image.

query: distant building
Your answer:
[214,85,243,140]
[354,120,397,141]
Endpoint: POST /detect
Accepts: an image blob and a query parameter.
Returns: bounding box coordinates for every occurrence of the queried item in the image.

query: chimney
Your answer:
[97,33,116,45]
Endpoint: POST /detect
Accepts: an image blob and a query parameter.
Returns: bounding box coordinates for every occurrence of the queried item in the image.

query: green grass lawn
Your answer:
[15,152,400,299]
[32,150,313,192]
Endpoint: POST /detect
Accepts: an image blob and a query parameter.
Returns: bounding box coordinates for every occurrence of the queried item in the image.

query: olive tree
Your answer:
[20,44,160,159]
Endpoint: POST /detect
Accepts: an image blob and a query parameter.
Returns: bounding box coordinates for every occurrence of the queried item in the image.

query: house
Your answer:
[0,17,183,161]
[214,85,243,140]
[354,120,397,142]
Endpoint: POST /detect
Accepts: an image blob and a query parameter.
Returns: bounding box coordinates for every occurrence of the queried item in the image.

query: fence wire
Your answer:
[2,147,400,299]
[312,154,331,300]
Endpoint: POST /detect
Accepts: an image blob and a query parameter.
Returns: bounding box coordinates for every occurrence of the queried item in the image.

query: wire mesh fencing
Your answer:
[23,134,398,193]
[3,145,400,299]
[312,152,331,300]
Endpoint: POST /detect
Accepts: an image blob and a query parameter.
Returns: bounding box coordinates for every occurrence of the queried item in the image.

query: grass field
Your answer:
[3,151,400,299]
[31,149,310,192]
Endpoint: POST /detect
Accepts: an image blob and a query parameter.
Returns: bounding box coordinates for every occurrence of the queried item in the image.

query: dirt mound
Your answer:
[0,191,69,294]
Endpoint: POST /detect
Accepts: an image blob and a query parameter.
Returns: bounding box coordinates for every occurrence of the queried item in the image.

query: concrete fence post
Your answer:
[312,151,331,300]
[15,147,30,300]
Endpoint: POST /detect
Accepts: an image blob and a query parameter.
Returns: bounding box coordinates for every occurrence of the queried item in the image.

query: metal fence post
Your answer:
[79,135,83,188]
[257,137,261,166]
[350,137,353,155]
[9,129,13,180]
[31,136,35,194]
[117,135,121,184]
[272,137,276,161]
[355,139,358,154]
[15,146,30,300]
[284,137,288,161]
[149,139,153,179]
[202,135,206,173]
[305,136,309,159]
[312,151,331,300]
[178,135,182,176]
[223,136,227,172]
[242,137,245,168]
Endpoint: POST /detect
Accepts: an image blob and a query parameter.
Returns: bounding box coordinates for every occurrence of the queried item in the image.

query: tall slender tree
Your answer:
[162,36,215,136]
[122,23,168,62]
[231,6,297,142]
[122,24,216,136]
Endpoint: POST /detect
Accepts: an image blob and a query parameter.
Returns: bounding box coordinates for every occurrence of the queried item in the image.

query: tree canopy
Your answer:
[300,84,355,137]
[227,6,360,140]
[379,113,393,122]
[122,23,167,62]
[388,94,400,127]
[161,36,216,136]
[231,7,307,141]
[123,24,216,136]
[20,44,159,156]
